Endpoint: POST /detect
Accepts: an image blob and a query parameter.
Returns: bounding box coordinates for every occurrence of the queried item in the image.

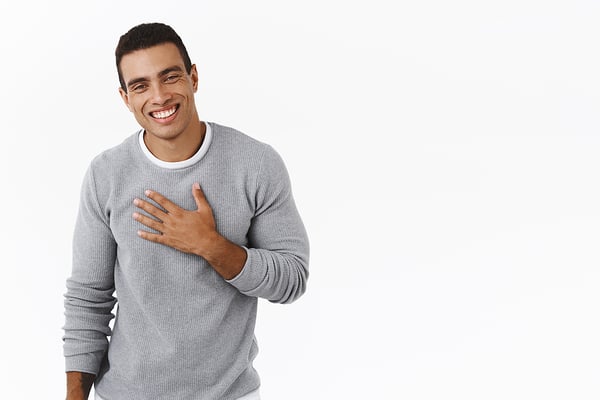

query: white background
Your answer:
[1,1,599,399]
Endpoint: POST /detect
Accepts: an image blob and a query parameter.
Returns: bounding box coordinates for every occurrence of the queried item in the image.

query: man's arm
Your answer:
[63,165,117,396]
[229,145,309,303]
[66,372,95,400]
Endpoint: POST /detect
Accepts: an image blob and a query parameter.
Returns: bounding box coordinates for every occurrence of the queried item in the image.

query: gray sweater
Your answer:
[63,122,309,400]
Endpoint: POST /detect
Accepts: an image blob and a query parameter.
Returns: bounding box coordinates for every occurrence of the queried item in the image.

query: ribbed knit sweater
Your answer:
[63,122,309,400]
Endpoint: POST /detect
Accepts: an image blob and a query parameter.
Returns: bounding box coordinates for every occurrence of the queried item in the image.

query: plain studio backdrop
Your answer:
[0,1,598,399]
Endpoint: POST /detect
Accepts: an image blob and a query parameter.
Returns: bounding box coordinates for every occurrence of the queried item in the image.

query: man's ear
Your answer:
[190,64,198,92]
[119,87,133,112]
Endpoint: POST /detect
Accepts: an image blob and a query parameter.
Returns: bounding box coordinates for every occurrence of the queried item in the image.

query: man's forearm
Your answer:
[198,232,247,280]
[66,371,95,400]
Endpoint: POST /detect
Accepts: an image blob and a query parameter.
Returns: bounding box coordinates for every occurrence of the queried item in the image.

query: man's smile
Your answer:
[150,104,179,120]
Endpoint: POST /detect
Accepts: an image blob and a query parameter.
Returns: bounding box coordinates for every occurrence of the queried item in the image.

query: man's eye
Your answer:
[131,84,147,92]
[165,75,181,83]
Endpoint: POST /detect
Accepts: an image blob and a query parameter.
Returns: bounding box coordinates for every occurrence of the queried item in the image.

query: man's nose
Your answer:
[150,83,172,104]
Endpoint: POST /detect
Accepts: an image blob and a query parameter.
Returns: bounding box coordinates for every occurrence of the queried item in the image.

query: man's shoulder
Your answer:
[209,122,270,153]
[209,122,288,172]
[88,132,138,170]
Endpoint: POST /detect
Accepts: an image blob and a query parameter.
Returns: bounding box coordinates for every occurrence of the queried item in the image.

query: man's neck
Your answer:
[143,120,206,162]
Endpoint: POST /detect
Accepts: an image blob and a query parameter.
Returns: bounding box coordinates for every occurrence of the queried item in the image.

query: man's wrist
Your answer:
[66,371,95,400]
[193,230,221,258]
[195,232,247,280]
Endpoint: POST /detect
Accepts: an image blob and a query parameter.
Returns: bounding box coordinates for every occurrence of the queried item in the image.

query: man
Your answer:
[63,22,309,400]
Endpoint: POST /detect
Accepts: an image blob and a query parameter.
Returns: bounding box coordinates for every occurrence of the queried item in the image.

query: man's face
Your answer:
[118,43,198,141]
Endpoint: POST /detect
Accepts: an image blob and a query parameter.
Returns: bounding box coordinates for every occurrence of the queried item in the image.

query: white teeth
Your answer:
[151,106,177,119]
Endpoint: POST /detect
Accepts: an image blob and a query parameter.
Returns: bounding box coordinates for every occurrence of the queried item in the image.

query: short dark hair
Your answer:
[115,22,192,91]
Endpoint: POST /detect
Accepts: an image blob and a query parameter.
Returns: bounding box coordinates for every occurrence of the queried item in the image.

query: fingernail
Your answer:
[132,212,139,219]
[193,182,200,189]
[133,198,139,205]
[145,189,152,196]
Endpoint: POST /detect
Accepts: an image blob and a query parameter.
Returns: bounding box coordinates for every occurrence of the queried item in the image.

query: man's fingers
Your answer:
[137,229,166,244]
[133,212,163,232]
[134,198,168,220]
[144,189,178,213]
[192,183,209,209]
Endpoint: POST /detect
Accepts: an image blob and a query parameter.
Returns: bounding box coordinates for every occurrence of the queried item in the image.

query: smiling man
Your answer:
[63,23,309,400]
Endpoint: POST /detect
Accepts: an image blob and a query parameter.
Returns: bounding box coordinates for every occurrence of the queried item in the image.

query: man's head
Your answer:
[116,22,192,91]
[116,23,201,145]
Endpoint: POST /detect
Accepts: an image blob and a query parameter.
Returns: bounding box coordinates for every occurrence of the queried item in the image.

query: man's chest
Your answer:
[105,173,255,250]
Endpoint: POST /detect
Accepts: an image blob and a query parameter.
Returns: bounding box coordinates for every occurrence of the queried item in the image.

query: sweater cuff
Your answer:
[226,247,266,294]
[65,352,105,375]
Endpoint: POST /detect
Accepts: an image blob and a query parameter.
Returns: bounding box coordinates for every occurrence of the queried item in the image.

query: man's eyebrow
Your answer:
[158,66,184,77]
[126,66,185,89]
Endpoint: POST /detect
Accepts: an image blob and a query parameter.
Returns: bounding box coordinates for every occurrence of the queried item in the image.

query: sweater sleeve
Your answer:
[63,164,117,374]
[227,145,309,304]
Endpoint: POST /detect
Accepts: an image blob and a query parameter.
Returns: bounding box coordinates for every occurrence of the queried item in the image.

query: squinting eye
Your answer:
[165,75,180,82]
[131,84,147,93]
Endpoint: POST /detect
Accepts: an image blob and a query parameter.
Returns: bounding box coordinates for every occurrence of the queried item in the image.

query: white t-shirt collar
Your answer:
[138,122,213,169]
